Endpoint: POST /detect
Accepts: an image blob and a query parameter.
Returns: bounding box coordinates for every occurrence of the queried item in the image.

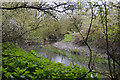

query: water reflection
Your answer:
[37,51,74,66]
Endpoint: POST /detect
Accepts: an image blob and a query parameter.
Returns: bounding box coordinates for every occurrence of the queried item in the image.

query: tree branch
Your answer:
[0,2,67,11]
[85,6,94,42]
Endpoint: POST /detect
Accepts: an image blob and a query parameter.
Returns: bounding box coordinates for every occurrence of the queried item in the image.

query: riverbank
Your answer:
[52,41,107,59]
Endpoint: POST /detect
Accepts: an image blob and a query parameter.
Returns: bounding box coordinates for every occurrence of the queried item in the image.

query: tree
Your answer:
[2,2,43,44]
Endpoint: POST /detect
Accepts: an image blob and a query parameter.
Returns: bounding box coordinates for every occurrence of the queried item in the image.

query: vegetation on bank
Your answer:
[44,45,108,65]
[2,42,101,79]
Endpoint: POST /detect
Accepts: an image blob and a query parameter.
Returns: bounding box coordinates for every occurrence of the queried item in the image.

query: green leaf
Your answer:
[19,68,27,74]
[5,73,11,78]
[22,71,30,76]
[13,72,19,77]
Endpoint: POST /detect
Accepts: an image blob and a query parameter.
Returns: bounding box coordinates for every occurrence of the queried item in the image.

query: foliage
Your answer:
[2,2,40,43]
[2,42,100,79]
[77,1,120,49]
[37,15,67,41]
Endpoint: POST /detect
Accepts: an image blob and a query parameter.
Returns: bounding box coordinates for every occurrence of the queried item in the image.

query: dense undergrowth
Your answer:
[2,42,101,79]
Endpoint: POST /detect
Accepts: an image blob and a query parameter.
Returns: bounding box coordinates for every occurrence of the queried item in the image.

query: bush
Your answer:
[2,42,100,79]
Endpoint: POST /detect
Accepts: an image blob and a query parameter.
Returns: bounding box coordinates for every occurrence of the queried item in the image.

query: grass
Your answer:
[62,34,75,42]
